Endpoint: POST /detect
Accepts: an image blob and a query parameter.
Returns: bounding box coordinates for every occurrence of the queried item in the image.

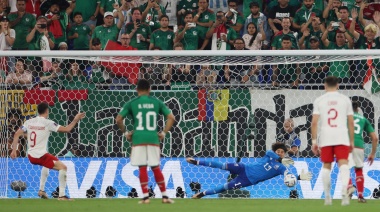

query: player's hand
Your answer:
[281,157,294,167]
[158,132,166,140]
[367,153,375,166]
[312,143,319,155]
[74,112,86,121]
[124,131,133,142]
[299,169,312,181]
[10,150,17,159]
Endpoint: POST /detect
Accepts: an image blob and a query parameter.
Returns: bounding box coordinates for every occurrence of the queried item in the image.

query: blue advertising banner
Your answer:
[6,158,380,199]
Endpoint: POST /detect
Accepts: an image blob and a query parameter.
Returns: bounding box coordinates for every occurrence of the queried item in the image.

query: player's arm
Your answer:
[10,128,25,159]
[347,114,354,150]
[159,113,175,140]
[57,112,85,133]
[267,150,294,167]
[368,132,378,165]
[286,169,312,181]
[311,114,319,155]
[115,115,126,133]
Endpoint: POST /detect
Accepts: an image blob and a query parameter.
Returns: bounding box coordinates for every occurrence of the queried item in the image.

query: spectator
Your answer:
[63,61,88,87]
[358,4,380,38]
[174,11,201,50]
[243,0,263,18]
[338,6,362,34]
[268,0,297,34]
[243,2,271,49]
[140,47,167,89]
[140,0,166,32]
[322,22,354,83]
[45,1,76,47]
[341,0,361,12]
[298,17,325,49]
[323,0,342,25]
[293,0,324,31]
[266,0,301,14]
[114,0,135,41]
[25,0,42,17]
[206,11,237,50]
[5,59,32,87]
[177,0,198,27]
[0,108,25,157]
[9,0,36,51]
[149,15,174,50]
[193,0,215,50]
[100,0,120,16]
[225,0,243,33]
[196,65,217,87]
[170,42,196,84]
[72,0,100,28]
[89,38,109,86]
[91,11,124,49]
[0,0,9,16]
[276,118,301,157]
[68,12,92,50]
[271,17,298,49]
[58,41,68,50]
[0,15,15,72]
[242,22,265,50]
[350,9,380,50]
[126,7,151,50]
[161,0,178,27]
[40,61,66,82]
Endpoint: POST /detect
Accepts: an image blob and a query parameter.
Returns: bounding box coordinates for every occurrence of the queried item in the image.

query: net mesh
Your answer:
[1,51,380,199]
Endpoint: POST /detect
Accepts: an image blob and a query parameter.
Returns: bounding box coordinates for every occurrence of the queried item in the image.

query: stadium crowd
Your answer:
[0,0,379,89]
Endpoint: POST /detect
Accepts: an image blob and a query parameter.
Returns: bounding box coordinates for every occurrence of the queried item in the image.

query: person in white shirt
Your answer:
[311,76,354,206]
[10,102,85,200]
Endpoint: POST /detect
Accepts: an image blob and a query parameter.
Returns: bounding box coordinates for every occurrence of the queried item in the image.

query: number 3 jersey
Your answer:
[313,91,353,147]
[21,116,60,158]
[244,151,287,185]
[119,95,171,146]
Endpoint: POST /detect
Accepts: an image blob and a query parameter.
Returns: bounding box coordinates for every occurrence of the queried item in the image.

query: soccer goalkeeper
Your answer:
[187,142,312,198]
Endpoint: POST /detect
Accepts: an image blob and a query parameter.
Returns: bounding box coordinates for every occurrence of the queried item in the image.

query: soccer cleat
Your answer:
[192,192,205,199]
[58,196,73,201]
[186,158,198,165]
[341,194,350,206]
[347,185,356,199]
[358,197,367,203]
[38,190,48,199]
[324,196,332,206]
[138,197,150,204]
[162,196,174,204]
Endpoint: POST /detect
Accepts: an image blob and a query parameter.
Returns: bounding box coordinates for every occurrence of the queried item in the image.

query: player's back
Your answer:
[127,95,170,146]
[353,112,374,148]
[22,116,59,158]
[313,91,353,147]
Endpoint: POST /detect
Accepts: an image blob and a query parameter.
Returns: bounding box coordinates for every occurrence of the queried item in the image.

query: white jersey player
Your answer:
[10,102,85,200]
[311,76,354,206]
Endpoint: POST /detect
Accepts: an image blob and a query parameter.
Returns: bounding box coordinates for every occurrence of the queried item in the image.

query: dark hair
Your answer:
[92,38,101,45]
[228,0,238,5]
[73,12,83,18]
[247,22,258,47]
[234,37,244,43]
[131,7,141,15]
[272,142,287,153]
[352,101,359,112]
[199,0,209,3]
[17,0,27,2]
[8,108,22,119]
[137,79,151,91]
[159,14,169,21]
[282,17,291,23]
[184,11,193,18]
[324,76,339,87]
[282,35,291,42]
[37,102,49,114]
[216,10,224,15]
[338,6,349,12]
[173,42,184,49]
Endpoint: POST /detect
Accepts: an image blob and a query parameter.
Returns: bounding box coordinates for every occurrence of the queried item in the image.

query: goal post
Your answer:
[0,50,380,199]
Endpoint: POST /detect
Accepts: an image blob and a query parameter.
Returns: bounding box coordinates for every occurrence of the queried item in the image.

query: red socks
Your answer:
[152,166,167,194]
[139,166,149,197]
[355,168,364,198]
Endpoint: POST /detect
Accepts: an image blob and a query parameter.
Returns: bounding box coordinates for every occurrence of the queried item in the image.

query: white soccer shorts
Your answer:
[130,145,161,167]
[348,148,365,168]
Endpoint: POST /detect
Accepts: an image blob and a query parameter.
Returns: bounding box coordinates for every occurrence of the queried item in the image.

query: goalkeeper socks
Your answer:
[322,168,331,198]
[355,168,364,198]
[339,164,350,195]
[139,166,149,197]
[58,170,67,197]
[152,166,167,196]
[39,167,49,191]
[204,184,227,195]
[198,161,224,170]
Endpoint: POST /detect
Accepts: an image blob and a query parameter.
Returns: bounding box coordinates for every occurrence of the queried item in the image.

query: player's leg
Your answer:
[28,154,52,199]
[320,146,334,205]
[352,148,366,202]
[38,167,50,199]
[131,146,150,204]
[187,158,225,170]
[52,160,70,200]
[335,145,351,206]
[347,153,356,199]
[148,145,174,204]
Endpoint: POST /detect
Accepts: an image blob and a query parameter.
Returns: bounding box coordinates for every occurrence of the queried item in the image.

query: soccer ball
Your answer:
[284,173,297,187]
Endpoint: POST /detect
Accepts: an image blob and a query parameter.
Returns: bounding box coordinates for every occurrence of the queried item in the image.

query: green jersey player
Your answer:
[116,79,175,204]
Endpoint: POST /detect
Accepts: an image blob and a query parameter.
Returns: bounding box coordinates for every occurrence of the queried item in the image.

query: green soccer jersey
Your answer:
[28,31,55,50]
[150,29,175,50]
[354,112,375,148]
[73,0,100,21]
[70,24,92,50]
[326,42,350,79]
[271,31,299,49]
[294,6,323,27]
[92,24,120,49]
[119,95,172,146]
[139,3,166,32]
[304,30,323,49]
[226,14,244,32]
[126,23,152,50]
[101,0,121,13]
[8,12,36,49]
[267,0,301,12]
[177,0,198,12]
[341,0,357,12]
[179,27,200,50]
[194,9,215,39]
[243,0,263,18]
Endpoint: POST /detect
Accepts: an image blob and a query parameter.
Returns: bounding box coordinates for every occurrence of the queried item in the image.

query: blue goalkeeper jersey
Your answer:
[244,151,287,185]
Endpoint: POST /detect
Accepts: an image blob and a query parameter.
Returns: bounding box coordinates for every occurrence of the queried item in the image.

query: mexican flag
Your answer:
[363,67,380,94]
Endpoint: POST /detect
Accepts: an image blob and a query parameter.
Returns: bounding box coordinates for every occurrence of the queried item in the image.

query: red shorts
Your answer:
[320,145,350,163]
[28,153,59,169]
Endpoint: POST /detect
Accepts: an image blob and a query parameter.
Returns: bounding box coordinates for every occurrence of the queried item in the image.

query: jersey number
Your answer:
[354,119,360,134]
[136,111,157,131]
[30,131,37,147]
[264,163,272,171]
[328,109,338,127]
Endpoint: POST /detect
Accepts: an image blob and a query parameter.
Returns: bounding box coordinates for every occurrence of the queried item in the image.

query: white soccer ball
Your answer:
[284,173,297,187]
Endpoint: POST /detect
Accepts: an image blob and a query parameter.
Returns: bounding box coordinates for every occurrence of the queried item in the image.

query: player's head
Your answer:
[324,76,339,90]
[37,102,49,116]
[136,79,151,94]
[272,142,287,158]
[352,101,359,112]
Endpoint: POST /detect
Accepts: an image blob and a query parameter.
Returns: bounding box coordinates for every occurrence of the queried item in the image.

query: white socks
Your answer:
[39,167,49,191]
[339,164,350,196]
[59,170,67,197]
[322,168,331,198]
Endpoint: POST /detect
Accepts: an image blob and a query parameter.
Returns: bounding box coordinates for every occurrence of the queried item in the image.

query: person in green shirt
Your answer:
[8,0,36,50]
[126,8,152,50]
[140,0,166,32]
[68,12,92,50]
[115,79,175,204]
[91,11,123,49]
[225,0,244,33]
[63,62,88,89]
[323,0,342,25]
[266,0,301,14]
[206,11,238,50]
[243,0,262,18]
[350,101,378,203]
[298,16,325,49]
[100,0,121,15]
[293,0,324,31]
[193,0,215,50]
[341,0,360,12]
[149,15,174,50]
[271,17,299,49]
[177,0,198,26]
[26,16,55,50]
[321,22,354,82]
[174,11,201,50]
[73,0,100,27]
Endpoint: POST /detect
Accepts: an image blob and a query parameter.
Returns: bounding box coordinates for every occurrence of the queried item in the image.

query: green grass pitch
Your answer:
[1,199,380,212]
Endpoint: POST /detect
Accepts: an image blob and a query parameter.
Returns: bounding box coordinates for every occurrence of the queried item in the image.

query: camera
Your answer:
[188,22,196,28]
[331,22,339,29]
[39,24,47,29]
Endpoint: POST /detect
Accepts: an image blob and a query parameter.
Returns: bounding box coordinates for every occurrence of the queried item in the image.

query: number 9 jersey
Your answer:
[312,91,353,147]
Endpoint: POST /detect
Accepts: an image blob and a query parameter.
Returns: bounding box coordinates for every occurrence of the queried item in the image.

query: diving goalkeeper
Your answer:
[187,143,312,198]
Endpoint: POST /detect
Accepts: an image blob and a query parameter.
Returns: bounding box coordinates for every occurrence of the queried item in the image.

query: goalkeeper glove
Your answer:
[298,169,312,181]
[280,157,294,167]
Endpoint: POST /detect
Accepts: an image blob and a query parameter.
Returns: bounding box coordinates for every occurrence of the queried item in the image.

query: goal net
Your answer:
[1,50,380,199]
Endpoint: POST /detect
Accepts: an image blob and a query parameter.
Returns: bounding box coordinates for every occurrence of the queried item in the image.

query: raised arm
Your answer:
[57,112,85,133]
[349,8,360,40]
[10,128,24,159]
